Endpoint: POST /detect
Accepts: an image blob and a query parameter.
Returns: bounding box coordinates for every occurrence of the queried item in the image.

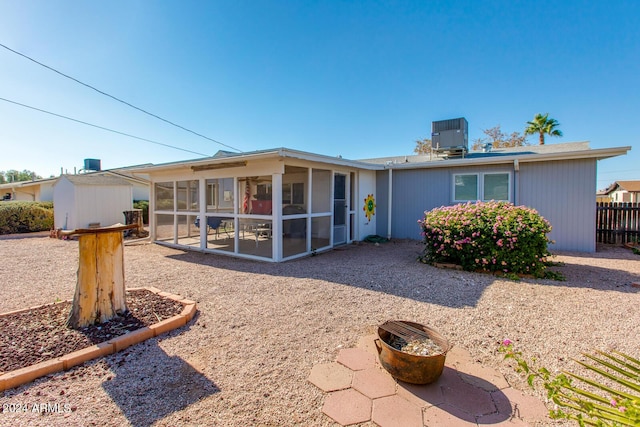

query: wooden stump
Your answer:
[59,224,136,329]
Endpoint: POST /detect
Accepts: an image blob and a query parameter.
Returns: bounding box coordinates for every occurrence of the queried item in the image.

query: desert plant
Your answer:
[418,201,555,278]
[500,340,640,426]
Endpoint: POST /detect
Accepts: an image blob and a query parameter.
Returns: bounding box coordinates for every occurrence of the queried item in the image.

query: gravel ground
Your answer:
[0,235,639,426]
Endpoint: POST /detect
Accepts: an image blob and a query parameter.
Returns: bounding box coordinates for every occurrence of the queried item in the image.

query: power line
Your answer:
[0,96,210,157]
[0,42,242,154]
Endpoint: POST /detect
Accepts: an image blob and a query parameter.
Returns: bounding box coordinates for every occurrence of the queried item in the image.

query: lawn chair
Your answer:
[195,216,223,238]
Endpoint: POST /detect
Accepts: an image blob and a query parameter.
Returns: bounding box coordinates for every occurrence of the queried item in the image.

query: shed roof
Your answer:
[59,174,132,186]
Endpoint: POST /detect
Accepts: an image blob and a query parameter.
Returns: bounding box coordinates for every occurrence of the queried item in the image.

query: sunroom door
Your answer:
[333,174,347,245]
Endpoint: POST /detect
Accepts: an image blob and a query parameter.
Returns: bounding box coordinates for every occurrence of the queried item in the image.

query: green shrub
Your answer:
[133,200,149,224]
[0,201,54,234]
[418,201,554,277]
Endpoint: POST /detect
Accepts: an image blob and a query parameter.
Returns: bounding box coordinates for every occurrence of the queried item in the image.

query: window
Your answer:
[282,182,305,205]
[177,180,198,211]
[483,173,509,201]
[155,182,174,211]
[206,182,217,208]
[453,172,510,202]
[453,174,478,201]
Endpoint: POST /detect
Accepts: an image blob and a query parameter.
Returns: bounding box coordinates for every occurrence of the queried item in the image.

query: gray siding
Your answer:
[382,159,596,252]
[375,171,389,237]
[388,165,512,240]
[518,158,596,252]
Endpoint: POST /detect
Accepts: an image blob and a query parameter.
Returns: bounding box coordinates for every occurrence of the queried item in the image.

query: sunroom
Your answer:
[143,149,379,262]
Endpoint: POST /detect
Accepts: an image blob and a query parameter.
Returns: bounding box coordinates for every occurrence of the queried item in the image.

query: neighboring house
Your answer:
[53,175,133,230]
[598,181,640,203]
[0,177,57,202]
[127,141,629,262]
[0,168,150,202]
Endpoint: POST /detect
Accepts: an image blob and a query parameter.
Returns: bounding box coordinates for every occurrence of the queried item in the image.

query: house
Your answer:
[53,175,133,230]
[0,168,150,203]
[127,141,629,262]
[0,177,57,202]
[598,181,640,203]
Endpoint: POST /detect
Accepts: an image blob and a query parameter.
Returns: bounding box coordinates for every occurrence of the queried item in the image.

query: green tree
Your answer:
[414,138,432,155]
[524,113,563,145]
[1,170,42,182]
[471,125,529,150]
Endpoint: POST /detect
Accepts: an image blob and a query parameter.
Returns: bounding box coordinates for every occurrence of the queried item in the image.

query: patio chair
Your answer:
[194,216,224,237]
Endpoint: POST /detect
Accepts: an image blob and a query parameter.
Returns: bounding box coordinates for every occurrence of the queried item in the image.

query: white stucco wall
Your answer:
[356,170,377,240]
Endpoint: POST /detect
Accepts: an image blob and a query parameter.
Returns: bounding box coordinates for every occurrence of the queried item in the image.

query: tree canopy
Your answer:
[471,125,529,150]
[0,170,43,184]
[414,138,433,155]
[524,113,563,145]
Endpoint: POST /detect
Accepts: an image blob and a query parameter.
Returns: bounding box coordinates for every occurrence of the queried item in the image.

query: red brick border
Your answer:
[0,287,197,392]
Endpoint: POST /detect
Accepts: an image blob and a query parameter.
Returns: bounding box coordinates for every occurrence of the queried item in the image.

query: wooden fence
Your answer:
[596,202,640,244]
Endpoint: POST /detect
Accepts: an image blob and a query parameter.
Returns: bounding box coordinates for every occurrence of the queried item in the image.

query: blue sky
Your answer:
[0,0,638,190]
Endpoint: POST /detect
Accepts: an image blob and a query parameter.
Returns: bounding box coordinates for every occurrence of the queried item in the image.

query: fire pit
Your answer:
[375,320,450,384]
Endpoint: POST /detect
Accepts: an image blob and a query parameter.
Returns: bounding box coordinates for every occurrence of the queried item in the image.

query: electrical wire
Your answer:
[0,96,210,157]
[0,42,242,154]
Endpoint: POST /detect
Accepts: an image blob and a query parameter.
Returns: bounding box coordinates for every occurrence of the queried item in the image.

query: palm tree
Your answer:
[524,113,563,145]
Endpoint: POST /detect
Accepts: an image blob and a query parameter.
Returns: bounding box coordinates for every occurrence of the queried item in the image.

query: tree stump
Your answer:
[59,223,137,328]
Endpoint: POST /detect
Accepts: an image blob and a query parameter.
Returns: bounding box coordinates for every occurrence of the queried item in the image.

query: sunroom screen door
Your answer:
[333,174,347,245]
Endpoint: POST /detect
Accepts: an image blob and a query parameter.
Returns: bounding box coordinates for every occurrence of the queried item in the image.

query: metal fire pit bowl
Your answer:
[375,320,450,384]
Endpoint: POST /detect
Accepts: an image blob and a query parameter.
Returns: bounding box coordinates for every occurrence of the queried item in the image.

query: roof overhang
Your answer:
[123,145,631,175]
[126,148,384,174]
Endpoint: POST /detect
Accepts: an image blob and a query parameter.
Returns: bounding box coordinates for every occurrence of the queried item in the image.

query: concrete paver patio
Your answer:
[309,334,549,426]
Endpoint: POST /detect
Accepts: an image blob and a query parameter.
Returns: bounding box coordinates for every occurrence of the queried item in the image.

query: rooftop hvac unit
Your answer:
[84,158,101,172]
[431,118,468,155]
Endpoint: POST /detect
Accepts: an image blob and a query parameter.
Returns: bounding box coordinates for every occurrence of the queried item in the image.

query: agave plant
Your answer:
[500,342,640,426]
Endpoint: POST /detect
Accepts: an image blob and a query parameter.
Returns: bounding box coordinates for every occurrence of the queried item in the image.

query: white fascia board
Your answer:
[277,148,383,170]
[126,147,384,174]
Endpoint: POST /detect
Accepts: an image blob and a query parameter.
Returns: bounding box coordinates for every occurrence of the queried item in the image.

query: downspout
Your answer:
[513,159,519,205]
[387,167,393,240]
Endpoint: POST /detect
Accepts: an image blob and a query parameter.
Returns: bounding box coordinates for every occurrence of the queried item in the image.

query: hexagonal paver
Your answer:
[475,412,529,426]
[372,395,423,427]
[352,367,396,399]
[357,334,379,357]
[322,388,372,426]
[456,363,510,391]
[499,387,549,423]
[396,379,445,408]
[423,403,478,426]
[308,362,353,392]
[337,347,377,371]
[445,345,474,368]
[441,374,497,416]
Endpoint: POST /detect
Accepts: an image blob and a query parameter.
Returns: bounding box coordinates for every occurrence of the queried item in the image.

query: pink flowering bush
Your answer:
[418,201,553,277]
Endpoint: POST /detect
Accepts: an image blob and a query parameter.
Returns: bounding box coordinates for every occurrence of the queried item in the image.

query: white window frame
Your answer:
[206,182,217,209]
[452,172,511,202]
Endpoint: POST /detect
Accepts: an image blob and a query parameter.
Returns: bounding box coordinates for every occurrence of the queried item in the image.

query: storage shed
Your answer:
[53,175,133,230]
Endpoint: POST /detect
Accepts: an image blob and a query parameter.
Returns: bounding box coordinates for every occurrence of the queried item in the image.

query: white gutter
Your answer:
[387,168,393,240]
